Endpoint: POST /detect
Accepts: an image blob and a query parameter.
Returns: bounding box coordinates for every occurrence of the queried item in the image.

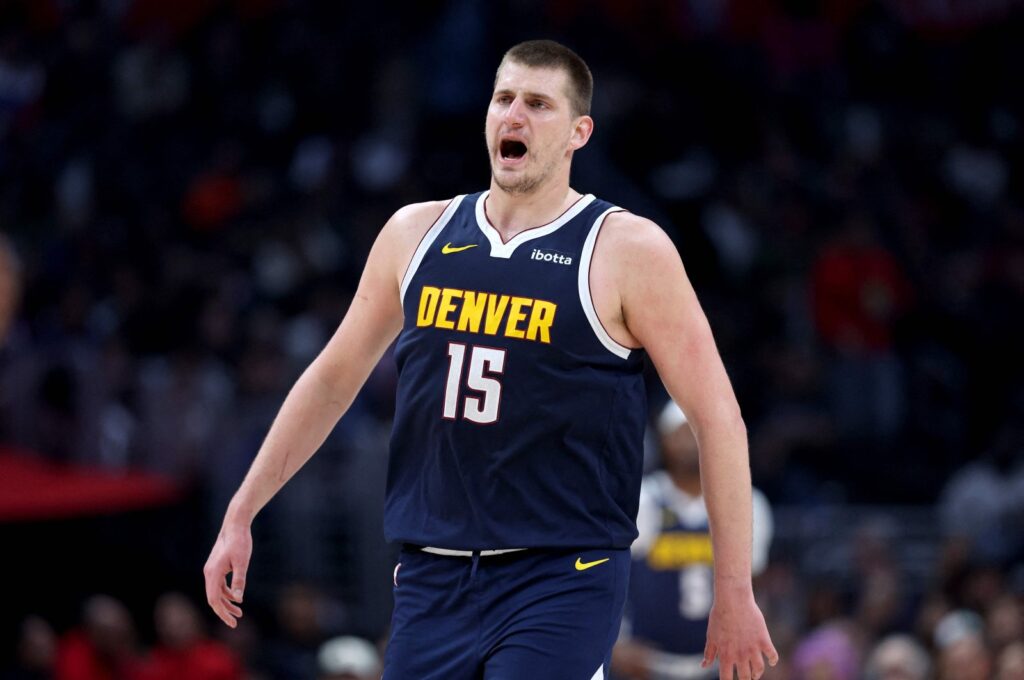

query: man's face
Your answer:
[485,61,584,195]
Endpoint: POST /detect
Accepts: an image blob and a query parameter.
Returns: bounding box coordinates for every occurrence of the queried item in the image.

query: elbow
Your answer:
[735,413,749,443]
[717,408,747,443]
[689,401,747,443]
[303,355,345,406]
[730,406,747,439]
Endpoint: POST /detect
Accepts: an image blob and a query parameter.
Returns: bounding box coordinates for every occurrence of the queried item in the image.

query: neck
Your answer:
[486,176,580,239]
[669,470,702,497]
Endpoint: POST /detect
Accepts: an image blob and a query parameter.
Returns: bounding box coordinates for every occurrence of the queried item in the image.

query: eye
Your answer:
[530,100,547,109]
[496,95,512,104]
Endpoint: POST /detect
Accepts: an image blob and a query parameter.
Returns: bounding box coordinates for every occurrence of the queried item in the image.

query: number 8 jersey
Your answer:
[385,191,648,551]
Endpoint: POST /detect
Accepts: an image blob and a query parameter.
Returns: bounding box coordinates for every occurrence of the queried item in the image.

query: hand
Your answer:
[203,523,252,628]
[702,589,778,680]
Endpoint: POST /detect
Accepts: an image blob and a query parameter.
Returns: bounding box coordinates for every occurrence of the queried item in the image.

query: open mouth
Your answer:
[500,139,528,161]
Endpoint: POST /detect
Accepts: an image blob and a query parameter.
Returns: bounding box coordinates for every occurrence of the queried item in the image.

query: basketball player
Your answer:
[611,401,774,680]
[204,40,778,680]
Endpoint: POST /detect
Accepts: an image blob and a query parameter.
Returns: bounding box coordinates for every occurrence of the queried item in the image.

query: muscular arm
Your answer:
[204,201,447,627]
[594,213,777,680]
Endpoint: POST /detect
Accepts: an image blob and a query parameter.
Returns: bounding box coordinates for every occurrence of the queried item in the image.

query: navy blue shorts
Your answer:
[383,546,630,680]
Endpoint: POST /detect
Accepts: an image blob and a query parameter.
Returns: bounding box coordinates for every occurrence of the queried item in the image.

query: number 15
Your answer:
[443,342,507,424]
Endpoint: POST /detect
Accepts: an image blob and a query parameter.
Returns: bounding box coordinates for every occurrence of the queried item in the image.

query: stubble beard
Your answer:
[490,151,560,196]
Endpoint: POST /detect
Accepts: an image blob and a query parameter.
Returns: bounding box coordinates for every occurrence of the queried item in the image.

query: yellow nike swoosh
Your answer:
[575,557,610,571]
[441,242,478,254]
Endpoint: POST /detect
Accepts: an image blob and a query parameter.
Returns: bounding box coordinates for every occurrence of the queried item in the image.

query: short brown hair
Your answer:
[498,40,593,118]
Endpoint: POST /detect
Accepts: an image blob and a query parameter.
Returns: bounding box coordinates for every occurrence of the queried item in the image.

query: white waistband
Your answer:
[420,546,527,557]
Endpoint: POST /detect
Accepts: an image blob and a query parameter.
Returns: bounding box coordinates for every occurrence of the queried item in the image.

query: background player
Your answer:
[612,401,774,680]
[204,40,777,680]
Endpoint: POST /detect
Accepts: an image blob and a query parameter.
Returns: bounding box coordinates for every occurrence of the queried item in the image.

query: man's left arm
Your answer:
[601,213,778,680]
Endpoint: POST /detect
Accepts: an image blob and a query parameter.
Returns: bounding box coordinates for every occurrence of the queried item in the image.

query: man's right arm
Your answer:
[203,200,448,627]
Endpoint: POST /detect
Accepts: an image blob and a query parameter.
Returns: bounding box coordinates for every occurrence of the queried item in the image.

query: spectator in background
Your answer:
[863,634,930,680]
[137,593,240,680]
[939,420,1024,564]
[2,616,56,680]
[212,618,265,680]
[611,401,773,679]
[811,213,913,446]
[987,595,1024,657]
[934,609,992,680]
[261,583,327,680]
[791,624,860,680]
[997,642,1024,680]
[937,634,992,680]
[850,517,912,642]
[315,636,381,680]
[135,338,234,481]
[748,344,835,504]
[854,567,906,644]
[54,596,141,680]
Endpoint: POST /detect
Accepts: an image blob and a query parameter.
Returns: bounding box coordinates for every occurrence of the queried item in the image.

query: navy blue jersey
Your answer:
[384,191,647,550]
[623,471,772,656]
[626,473,714,655]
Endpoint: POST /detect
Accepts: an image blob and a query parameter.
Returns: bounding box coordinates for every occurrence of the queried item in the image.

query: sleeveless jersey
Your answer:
[626,472,714,655]
[384,191,647,550]
[625,471,773,655]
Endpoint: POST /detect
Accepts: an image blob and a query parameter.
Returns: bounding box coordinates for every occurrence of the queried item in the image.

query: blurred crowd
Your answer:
[4,534,1023,680]
[1,0,1023,678]
[750,528,1024,679]
[4,590,383,680]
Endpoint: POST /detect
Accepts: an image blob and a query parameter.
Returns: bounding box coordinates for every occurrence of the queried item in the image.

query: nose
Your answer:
[503,97,526,127]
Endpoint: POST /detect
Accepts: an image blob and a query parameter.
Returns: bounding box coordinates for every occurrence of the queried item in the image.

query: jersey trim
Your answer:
[579,206,632,360]
[399,196,465,304]
[475,191,596,259]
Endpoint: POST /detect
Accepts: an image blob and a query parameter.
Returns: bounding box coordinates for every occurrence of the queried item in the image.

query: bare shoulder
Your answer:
[597,211,680,269]
[373,199,452,284]
[587,210,683,349]
[384,199,452,241]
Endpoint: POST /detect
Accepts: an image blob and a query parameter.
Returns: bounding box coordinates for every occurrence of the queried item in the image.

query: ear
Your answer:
[568,115,594,152]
